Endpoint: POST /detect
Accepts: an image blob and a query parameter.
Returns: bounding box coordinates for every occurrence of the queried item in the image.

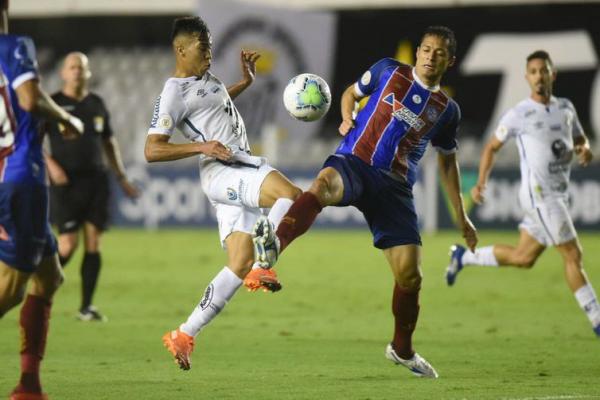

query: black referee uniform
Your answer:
[47,92,112,234]
[46,91,114,319]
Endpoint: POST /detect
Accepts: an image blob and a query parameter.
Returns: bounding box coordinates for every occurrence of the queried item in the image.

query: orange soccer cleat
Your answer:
[9,391,48,400]
[162,329,195,370]
[243,268,283,293]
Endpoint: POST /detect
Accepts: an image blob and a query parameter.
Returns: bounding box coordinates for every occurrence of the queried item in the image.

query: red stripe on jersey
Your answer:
[390,90,450,176]
[352,65,413,165]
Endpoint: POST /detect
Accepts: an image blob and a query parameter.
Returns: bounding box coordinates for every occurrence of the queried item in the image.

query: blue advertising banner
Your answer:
[438,167,600,231]
[110,164,429,229]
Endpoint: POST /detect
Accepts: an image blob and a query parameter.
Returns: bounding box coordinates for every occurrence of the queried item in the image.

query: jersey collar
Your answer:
[412,67,440,92]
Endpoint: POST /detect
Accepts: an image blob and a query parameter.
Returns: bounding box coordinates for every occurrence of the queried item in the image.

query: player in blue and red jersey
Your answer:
[254,26,478,378]
[0,2,83,399]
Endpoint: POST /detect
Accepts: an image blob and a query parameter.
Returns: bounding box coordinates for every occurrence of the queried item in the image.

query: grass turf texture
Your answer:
[1,229,599,399]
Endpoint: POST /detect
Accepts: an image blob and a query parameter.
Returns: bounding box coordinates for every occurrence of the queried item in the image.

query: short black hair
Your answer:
[421,26,457,57]
[526,50,553,68]
[171,16,210,43]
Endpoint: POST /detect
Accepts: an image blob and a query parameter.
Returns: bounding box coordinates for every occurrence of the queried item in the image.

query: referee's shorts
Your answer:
[50,170,110,233]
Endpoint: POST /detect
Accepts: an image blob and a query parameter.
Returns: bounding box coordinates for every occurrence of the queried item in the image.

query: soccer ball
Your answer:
[283,73,331,122]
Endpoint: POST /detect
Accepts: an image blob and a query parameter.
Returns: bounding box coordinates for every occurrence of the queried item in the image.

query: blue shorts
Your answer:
[323,154,421,249]
[0,182,57,273]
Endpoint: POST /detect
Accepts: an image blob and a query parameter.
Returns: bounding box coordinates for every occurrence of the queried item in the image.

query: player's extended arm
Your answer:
[471,136,504,204]
[574,134,593,167]
[438,152,478,251]
[15,79,83,137]
[227,50,260,100]
[103,137,139,198]
[338,85,363,136]
[144,133,232,163]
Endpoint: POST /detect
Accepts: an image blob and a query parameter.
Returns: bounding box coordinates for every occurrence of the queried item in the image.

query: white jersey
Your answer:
[148,71,250,178]
[494,96,583,207]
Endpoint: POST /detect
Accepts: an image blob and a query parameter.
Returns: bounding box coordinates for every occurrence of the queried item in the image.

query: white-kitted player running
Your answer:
[445,50,600,337]
[145,16,301,370]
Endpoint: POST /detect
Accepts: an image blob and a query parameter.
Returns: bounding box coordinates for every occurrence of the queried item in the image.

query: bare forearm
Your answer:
[103,138,128,178]
[340,85,358,121]
[439,155,467,221]
[477,145,497,187]
[35,89,73,124]
[145,140,202,163]
[227,79,251,100]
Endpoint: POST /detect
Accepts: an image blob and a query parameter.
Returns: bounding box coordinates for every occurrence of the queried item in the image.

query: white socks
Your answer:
[461,246,499,267]
[267,198,294,230]
[574,284,600,328]
[180,266,242,337]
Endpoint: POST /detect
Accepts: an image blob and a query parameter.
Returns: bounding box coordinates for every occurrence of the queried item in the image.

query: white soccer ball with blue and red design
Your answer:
[283,73,331,122]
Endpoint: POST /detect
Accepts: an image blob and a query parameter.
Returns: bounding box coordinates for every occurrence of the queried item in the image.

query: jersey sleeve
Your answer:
[431,100,460,154]
[494,108,520,143]
[354,58,399,97]
[148,81,186,136]
[99,97,114,140]
[9,36,39,90]
[566,99,584,138]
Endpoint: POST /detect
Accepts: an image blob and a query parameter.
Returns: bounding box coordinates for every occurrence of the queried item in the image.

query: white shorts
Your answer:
[519,197,577,247]
[202,160,276,247]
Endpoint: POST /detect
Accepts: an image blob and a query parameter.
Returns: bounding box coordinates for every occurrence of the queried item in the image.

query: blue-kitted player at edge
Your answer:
[253,26,478,378]
[0,2,84,399]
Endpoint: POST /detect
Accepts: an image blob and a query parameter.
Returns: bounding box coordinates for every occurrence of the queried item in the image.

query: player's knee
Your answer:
[59,238,78,258]
[396,269,422,291]
[310,176,335,200]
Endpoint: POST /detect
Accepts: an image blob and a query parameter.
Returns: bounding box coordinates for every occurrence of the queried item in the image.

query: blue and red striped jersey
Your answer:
[0,34,44,184]
[336,58,460,187]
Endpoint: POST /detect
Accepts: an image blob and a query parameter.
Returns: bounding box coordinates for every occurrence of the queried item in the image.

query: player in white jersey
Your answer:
[144,16,302,370]
[445,50,600,337]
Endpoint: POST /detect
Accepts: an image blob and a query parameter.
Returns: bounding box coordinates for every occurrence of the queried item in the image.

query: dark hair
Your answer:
[526,50,553,67]
[171,16,210,42]
[421,26,457,57]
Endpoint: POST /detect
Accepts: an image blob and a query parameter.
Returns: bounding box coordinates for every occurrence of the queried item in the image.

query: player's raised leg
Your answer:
[253,166,344,268]
[246,170,301,284]
[446,228,545,286]
[384,244,438,378]
[555,239,600,336]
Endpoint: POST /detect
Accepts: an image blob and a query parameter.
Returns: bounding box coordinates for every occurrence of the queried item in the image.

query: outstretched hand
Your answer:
[240,50,260,84]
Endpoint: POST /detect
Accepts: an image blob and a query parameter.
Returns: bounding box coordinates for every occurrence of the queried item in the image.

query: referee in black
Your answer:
[45,52,139,321]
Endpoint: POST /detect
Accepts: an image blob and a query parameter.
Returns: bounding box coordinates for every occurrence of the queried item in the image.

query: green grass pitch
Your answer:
[1,229,599,399]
